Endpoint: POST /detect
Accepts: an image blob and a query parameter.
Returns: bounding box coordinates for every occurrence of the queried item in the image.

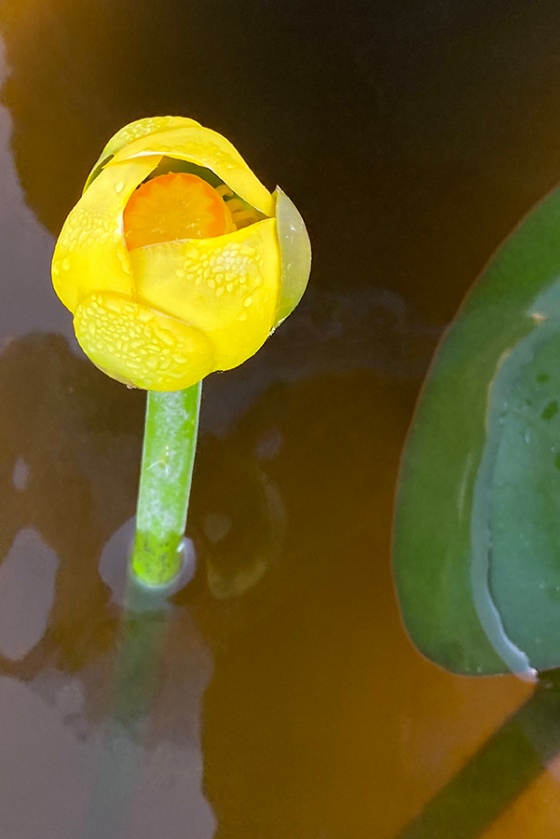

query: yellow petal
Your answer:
[106,122,275,217]
[84,116,199,192]
[129,218,281,370]
[52,155,161,314]
[274,186,312,324]
[74,292,215,391]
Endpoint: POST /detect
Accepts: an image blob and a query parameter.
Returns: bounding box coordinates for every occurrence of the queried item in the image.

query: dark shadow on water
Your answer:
[8,0,560,329]
[396,670,560,839]
[195,374,413,838]
[4,334,560,838]
[0,332,143,680]
[0,330,419,837]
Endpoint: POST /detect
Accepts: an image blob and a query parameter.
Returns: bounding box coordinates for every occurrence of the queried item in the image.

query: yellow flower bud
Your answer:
[51,116,311,391]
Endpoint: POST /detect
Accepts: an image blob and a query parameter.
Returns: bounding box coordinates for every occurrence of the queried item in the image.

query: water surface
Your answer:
[2,2,560,837]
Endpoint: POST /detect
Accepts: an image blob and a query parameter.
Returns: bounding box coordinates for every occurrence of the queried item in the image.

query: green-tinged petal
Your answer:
[129,218,280,369]
[84,116,199,191]
[107,123,275,217]
[52,156,161,314]
[274,186,312,325]
[74,292,215,391]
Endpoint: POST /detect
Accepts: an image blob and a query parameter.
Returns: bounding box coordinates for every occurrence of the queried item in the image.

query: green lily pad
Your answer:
[393,185,560,675]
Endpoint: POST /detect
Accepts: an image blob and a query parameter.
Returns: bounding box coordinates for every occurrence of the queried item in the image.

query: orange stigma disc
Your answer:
[123,172,232,250]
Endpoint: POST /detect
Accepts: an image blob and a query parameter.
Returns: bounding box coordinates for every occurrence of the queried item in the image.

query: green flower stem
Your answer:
[131,382,201,587]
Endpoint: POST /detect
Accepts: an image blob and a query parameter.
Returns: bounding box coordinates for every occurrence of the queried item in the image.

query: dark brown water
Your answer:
[3,1,560,836]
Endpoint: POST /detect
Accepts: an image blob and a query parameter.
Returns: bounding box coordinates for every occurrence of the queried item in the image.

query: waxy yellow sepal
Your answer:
[52,116,311,391]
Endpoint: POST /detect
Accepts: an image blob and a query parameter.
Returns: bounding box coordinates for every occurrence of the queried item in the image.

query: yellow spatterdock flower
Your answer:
[51,116,311,390]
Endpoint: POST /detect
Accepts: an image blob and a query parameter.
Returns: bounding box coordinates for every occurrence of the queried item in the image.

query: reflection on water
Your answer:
[0,329,534,838]
[4,1,560,837]
[0,38,71,342]
[0,528,57,661]
[0,332,219,838]
[81,597,215,839]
